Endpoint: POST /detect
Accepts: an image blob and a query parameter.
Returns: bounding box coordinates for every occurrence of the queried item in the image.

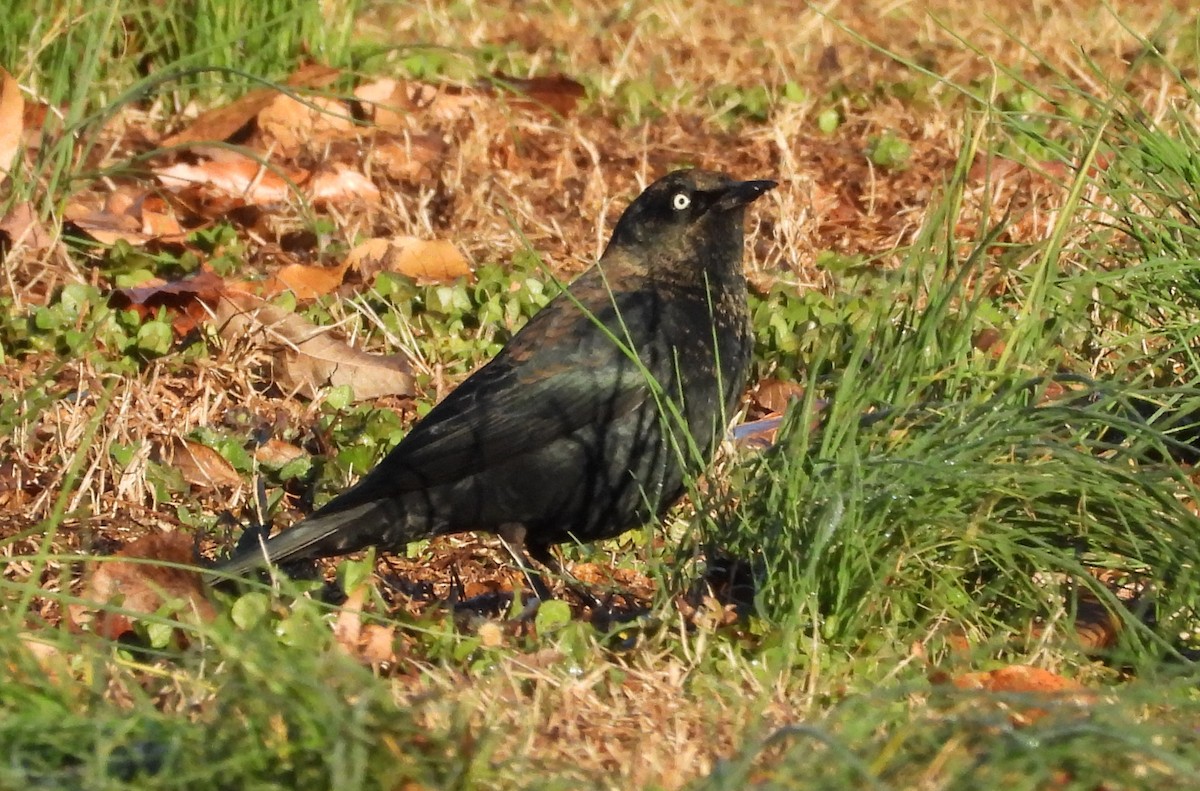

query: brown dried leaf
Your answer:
[367,133,444,182]
[258,94,355,155]
[76,533,216,643]
[333,585,366,652]
[214,292,413,401]
[155,149,307,205]
[489,72,587,115]
[381,236,472,284]
[359,624,397,666]
[401,81,482,123]
[264,258,351,300]
[753,378,804,414]
[109,268,227,336]
[0,201,53,253]
[0,67,24,182]
[254,439,308,468]
[163,63,340,148]
[354,77,407,130]
[154,436,241,488]
[946,664,1092,726]
[307,165,381,206]
[950,665,1083,694]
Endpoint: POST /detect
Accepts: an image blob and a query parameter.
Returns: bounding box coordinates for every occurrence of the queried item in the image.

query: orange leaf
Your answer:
[489,72,586,115]
[75,533,216,644]
[307,165,381,206]
[0,67,24,182]
[258,94,354,154]
[254,439,308,468]
[951,665,1083,694]
[382,236,472,283]
[155,149,306,205]
[264,259,351,300]
[163,63,340,148]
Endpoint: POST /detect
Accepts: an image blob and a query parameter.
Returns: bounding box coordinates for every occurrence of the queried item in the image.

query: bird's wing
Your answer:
[345,282,660,495]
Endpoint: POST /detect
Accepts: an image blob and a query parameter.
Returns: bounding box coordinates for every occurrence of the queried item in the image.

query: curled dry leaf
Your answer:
[258,93,355,155]
[254,439,308,468]
[753,378,805,415]
[153,436,241,488]
[944,664,1093,727]
[487,73,587,116]
[64,187,188,247]
[359,624,397,666]
[109,267,227,336]
[307,164,381,206]
[264,258,352,300]
[0,201,53,254]
[17,634,71,681]
[346,235,472,285]
[74,533,216,643]
[333,584,398,667]
[162,62,341,148]
[366,132,444,182]
[333,584,366,651]
[0,67,24,182]
[214,291,413,401]
[155,148,307,205]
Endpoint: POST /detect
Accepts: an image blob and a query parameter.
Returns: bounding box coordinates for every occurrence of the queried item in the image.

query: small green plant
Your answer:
[865,131,912,169]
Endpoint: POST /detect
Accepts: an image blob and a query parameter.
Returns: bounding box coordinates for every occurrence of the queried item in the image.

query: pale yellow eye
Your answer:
[671,192,691,211]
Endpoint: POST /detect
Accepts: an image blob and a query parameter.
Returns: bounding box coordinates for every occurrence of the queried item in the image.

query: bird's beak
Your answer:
[714,178,777,211]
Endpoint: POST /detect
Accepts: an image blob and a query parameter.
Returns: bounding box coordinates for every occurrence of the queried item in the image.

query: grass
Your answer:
[6,0,1200,788]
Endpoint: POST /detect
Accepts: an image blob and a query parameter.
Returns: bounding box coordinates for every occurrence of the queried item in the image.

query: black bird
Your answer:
[213,169,776,586]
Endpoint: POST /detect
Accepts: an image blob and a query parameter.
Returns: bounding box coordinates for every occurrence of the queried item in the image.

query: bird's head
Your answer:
[603,169,776,268]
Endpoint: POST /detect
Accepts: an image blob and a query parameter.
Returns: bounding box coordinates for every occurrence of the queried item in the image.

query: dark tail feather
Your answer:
[209,499,408,579]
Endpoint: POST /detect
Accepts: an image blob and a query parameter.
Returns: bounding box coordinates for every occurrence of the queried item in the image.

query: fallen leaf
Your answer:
[366,132,444,182]
[354,77,408,130]
[333,585,365,652]
[488,72,587,116]
[74,533,216,644]
[753,378,805,414]
[264,258,352,300]
[109,268,227,335]
[401,81,482,123]
[951,665,1083,694]
[254,439,308,468]
[163,63,340,148]
[153,436,241,488]
[478,620,504,648]
[380,236,472,284]
[214,292,413,401]
[945,664,1093,726]
[359,624,397,666]
[18,634,70,680]
[0,67,24,182]
[155,148,307,205]
[0,201,52,253]
[258,93,355,155]
[307,165,381,206]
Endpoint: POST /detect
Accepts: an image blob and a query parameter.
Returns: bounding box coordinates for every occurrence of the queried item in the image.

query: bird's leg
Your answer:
[497,523,554,603]
[526,543,604,612]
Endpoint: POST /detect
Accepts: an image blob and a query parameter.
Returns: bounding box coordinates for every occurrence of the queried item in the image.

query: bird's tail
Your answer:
[209,498,410,579]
